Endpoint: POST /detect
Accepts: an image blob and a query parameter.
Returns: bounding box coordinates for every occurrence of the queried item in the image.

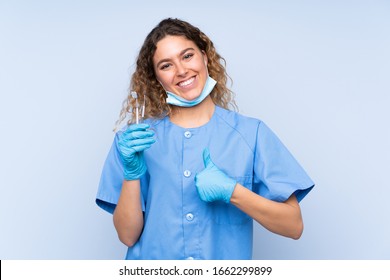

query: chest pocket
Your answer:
[211,176,252,225]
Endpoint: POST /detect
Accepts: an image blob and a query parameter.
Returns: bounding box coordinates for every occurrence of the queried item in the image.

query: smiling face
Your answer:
[153,35,208,101]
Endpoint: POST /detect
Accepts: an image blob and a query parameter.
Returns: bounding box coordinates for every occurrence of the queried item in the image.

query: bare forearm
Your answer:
[230,184,303,239]
[113,180,144,247]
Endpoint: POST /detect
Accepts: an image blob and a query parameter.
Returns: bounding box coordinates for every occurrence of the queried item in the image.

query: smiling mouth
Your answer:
[177,76,195,88]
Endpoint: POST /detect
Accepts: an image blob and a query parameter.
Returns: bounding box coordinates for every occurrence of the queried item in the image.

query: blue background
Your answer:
[1,0,389,259]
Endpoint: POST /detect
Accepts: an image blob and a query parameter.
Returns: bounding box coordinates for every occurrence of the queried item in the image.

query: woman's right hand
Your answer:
[118,123,155,180]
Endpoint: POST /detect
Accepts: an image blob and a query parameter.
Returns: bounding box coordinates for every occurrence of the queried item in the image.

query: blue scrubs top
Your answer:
[96,106,314,260]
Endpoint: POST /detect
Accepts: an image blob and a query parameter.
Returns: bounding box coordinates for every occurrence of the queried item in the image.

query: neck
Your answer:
[169,96,215,128]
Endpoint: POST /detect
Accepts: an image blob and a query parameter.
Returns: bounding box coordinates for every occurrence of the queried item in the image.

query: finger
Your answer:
[131,142,154,152]
[122,130,155,141]
[124,123,150,133]
[130,137,156,147]
[118,136,155,151]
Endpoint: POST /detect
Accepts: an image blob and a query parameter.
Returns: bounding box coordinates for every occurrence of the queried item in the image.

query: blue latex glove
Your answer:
[117,123,155,180]
[195,148,237,203]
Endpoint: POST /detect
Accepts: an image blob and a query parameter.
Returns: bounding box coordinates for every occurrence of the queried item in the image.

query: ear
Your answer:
[157,79,165,90]
[201,51,208,66]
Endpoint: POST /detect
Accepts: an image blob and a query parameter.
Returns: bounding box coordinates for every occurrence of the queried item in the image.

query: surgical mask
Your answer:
[165,76,217,107]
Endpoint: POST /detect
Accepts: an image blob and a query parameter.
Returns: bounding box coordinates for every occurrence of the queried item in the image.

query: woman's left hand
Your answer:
[195,148,237,203]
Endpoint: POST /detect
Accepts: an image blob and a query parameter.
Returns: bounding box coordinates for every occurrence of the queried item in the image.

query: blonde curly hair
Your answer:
[115,18,237,129]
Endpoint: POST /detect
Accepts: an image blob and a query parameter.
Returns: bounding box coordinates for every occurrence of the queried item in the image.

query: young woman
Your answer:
[96,18,314,260]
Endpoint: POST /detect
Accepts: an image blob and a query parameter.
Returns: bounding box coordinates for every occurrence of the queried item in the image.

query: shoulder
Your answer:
[143,117,166,129]
[214,106,262,151]
[214,106,262,131]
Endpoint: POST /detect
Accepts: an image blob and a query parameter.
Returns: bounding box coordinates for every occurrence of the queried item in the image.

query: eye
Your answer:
[160,63,171,70]
[183,53,194,60]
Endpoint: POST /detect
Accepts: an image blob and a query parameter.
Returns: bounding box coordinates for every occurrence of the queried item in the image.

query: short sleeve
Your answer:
[253,122,314,202]
[96,134,146,214]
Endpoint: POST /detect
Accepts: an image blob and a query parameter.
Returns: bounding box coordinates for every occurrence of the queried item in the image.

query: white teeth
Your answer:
[178,77,195,87]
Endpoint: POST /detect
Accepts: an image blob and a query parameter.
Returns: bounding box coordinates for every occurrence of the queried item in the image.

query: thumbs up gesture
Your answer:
[195,148,237,203]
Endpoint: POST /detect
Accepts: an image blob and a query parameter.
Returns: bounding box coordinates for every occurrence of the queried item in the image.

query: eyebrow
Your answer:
[156,47,195,68]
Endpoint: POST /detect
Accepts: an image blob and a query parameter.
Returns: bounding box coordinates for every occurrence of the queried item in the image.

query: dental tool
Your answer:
[130,91,146,124]
[141,95,145,119]
[130,91,139,124]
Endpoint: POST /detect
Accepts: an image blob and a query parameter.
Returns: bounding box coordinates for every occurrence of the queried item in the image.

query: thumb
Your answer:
[202,148,214,168]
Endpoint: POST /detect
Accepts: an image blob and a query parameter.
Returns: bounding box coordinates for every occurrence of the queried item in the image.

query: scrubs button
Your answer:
[184,170,191,177]
[184,131,192,138]
[186,213,194,221]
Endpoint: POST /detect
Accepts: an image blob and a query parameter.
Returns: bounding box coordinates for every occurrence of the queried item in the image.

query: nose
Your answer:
[176,62,188,77]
